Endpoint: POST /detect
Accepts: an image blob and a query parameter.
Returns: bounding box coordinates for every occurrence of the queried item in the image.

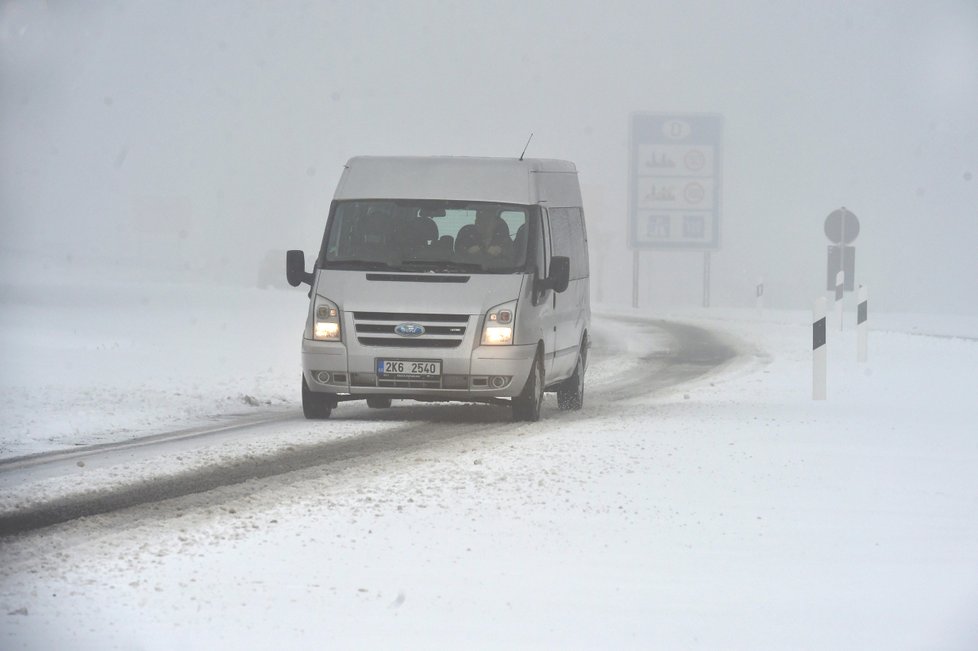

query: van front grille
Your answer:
[353,312,469,348]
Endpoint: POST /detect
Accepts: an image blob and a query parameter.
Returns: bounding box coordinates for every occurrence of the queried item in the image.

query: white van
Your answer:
[286,156,590,421]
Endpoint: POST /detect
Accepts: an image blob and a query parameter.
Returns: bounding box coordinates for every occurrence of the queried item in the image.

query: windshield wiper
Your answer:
[325,260,396,270]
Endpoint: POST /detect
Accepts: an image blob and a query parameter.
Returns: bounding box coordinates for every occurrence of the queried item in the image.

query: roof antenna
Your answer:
[519,133,533,161]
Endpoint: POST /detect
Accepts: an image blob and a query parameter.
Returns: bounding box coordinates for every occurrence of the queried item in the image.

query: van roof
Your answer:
[333,156,581,206]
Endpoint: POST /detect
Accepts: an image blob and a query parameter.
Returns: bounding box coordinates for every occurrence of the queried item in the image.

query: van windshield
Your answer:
[321,200,531,274]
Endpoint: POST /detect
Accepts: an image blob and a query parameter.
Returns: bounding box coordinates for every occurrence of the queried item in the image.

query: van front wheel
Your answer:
[557,354,585,411]
[512,355,544,422]
[302,377,334,419]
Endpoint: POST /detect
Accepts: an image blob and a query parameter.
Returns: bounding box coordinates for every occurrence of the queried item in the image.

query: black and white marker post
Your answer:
[756,276,764,312]
[813,296,827,400]
[857,284,868,363]
[834,270,845,331]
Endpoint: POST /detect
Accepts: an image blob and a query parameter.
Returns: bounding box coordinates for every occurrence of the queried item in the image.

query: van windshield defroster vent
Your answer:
[354,312,468,322]
[365,274,470,283]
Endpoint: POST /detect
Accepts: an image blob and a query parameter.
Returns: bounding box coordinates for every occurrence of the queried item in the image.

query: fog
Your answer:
[2,0,976,313]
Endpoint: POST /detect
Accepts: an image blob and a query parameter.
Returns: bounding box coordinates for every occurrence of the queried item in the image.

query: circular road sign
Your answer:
[824,207,860,244]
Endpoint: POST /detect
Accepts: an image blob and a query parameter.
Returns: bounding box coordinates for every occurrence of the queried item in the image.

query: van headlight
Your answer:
[482,300,516,346]
[313,296,341,341]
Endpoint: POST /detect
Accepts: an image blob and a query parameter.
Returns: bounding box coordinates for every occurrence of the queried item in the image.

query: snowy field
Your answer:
[1,275,978,649]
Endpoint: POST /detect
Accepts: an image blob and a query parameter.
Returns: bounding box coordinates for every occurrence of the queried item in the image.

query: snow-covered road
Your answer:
[0,316,737,535]
[2,284,977,649]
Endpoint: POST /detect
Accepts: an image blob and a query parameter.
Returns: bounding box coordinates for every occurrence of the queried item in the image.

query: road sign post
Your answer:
[632,249,639,308]
[825,207,859,292]
[703,251,711,307]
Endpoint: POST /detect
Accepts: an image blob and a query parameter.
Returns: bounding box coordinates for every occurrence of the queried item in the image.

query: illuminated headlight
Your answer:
[482,301,516,345]
[313,297,341,341]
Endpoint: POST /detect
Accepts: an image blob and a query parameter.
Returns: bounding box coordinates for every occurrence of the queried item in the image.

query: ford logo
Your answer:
[394,323,425,337]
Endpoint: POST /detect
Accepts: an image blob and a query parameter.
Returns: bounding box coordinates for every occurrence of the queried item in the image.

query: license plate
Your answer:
[377,359,441,378]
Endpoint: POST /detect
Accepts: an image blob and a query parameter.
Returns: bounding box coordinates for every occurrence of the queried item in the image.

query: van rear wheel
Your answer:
[557,354,585,411]
[302,377,334,419]
[366,397,392,409]
[512,355,544,422]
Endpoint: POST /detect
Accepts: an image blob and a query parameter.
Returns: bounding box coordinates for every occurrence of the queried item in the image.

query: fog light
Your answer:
[316,371,330,384]
[490,375,506,389]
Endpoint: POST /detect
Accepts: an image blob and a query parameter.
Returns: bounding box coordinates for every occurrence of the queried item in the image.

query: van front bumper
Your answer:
[301,339,537,400]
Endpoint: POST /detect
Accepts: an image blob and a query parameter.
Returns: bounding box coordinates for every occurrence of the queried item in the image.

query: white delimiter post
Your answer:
[835,270,845,331]
[813,296,827,400]
[857,284,868,362]
[755,276,764,312]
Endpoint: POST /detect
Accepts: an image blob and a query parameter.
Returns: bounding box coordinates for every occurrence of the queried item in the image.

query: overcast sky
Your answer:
[2,0,976,312]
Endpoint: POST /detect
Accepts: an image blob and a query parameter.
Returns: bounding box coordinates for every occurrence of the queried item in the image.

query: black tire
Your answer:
[512,355,544,422]
[557,353,585,411]
[302,376,334,419]
[366,397,392,409]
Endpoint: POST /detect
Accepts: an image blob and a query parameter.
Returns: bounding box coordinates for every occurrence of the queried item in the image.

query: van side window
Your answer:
[570,208,589,278]
[549,209,572,261]
[548,207,589,280]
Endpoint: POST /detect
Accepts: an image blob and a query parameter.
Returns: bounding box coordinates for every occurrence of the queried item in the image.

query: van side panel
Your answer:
[546,206,589,381]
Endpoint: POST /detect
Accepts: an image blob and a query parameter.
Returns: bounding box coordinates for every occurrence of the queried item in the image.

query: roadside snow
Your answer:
[1,279,978,649]
[0,280,306,458]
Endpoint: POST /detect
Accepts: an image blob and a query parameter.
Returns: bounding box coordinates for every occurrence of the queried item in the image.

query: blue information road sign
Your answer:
[629,113,722,250]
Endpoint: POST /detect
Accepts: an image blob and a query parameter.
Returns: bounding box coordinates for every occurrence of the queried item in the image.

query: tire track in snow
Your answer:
[0,316,740,537]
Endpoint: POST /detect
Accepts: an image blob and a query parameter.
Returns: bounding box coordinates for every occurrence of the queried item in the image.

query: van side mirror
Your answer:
[548,256,570,293]
[286,250,314,287]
